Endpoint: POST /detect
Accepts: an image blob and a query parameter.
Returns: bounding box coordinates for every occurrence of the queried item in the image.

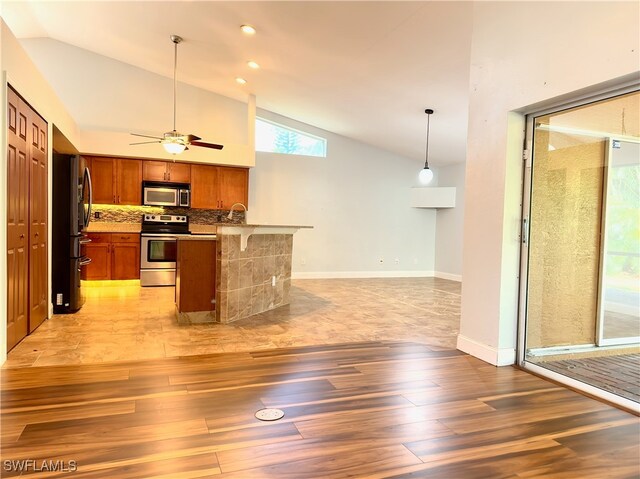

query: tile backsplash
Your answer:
[91,205,245,225]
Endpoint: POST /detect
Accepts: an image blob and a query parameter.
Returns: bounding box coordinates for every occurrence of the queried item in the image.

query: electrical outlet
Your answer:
[394,258,400,264]
[272,275,276,287]
[94,211,101,219]
[413,258,419,265]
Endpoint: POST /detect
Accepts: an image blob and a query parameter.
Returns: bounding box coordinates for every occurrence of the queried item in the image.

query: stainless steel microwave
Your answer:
[142,182,190,207]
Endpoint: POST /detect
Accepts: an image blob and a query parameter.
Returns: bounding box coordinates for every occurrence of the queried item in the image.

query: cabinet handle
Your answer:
[113,195,116,203]
[20,234,24,239]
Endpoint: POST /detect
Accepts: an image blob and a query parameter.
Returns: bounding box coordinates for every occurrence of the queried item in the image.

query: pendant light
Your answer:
[163,35,186,155]
[418,109,434,185]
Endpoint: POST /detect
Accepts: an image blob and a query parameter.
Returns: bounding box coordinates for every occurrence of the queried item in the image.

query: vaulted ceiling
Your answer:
[1,1,474,165]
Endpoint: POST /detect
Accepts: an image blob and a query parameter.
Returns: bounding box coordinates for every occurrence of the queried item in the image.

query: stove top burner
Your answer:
[141,214,190,234]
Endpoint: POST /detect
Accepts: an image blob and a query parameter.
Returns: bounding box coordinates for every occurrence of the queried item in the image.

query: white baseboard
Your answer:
[456,334,516,366]
[292,270,435,279]
[434,271,462,282]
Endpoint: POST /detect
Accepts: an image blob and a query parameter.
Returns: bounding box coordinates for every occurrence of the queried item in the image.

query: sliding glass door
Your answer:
[519,89,639,408]
[597,139,640,346]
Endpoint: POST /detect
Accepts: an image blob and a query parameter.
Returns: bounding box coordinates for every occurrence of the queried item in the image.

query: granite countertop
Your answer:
[214,224,313,229]
[177,235,217,241]
[84,222,141,233]
[190,224,217,234]
[84,223,312,234]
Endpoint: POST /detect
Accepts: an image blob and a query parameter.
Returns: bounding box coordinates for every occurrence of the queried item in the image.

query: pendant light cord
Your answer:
[424,109,433,169]
[173,39,178,132]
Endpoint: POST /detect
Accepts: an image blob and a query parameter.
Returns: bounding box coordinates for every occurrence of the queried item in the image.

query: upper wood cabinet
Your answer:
[191,165,248,210]
[217,167,249,210]
[143,160,190,183]
[116,159,143,205]
[87,157,115,204]
[85,156,142,205]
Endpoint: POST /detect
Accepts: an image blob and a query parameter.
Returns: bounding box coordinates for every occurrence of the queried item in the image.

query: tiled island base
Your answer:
[216,233,294,323]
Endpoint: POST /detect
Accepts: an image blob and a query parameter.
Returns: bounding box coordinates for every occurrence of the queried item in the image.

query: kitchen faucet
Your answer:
[227,203,247,223]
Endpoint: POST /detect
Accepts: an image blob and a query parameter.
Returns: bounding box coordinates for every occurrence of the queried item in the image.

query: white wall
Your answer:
[434,162,465,280]
[19,38,255,167]
[459,2,640,366]
[249,109,437,278]
[0,20,84,364]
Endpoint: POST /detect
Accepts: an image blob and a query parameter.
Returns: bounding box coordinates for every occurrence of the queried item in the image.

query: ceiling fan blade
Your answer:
[185,134,201,142]
[130,140,162,145]
[190,141,224,150]
[131,133,163,140]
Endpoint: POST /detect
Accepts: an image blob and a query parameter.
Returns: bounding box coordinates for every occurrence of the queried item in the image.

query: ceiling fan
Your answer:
[130,35,223,155]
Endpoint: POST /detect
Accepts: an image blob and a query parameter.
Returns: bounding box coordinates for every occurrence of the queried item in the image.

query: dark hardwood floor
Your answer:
[1,341,638,478]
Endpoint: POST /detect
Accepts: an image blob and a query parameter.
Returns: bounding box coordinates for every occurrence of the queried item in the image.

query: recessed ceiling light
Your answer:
[236,77,247,85]
[240,25,256,35]
[247,61,260,69]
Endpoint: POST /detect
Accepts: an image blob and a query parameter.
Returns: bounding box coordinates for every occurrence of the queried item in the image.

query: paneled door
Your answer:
[7,88,29,350]
[29,106,48,332]
[7,86,49,350]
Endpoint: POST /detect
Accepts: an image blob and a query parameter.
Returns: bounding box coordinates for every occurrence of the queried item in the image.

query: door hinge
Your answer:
[522,149,530,161]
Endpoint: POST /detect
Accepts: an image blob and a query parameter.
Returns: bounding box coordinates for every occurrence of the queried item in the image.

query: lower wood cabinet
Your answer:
[82,233,140,280]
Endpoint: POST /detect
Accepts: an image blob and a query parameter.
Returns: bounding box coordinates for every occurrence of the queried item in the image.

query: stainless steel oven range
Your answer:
[140,214,190,286]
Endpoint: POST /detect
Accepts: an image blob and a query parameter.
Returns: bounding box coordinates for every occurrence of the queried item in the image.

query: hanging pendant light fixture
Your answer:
[418,108,434,185]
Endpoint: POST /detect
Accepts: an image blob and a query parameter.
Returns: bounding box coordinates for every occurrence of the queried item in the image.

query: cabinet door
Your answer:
[111,242,140,280]
[190,164,218,209]
[116,159,142,205]
[143,160,168,182]
[87,157,115,204]
[218,167,249,210]
[167,162,190,183]
[82,243,111,280]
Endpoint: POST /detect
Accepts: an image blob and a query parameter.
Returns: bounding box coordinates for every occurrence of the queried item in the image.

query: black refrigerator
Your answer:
[52,153,93,313]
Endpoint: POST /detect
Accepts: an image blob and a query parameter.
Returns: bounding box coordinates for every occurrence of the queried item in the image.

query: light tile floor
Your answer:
[4,278,461,368]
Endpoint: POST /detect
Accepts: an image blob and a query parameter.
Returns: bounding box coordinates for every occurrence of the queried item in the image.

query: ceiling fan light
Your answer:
[163,142,186,155]
[240,24,256,35]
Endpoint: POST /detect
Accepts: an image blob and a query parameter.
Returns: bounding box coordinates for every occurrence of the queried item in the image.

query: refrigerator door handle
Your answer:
[84,166,93,228]
[79,257,92,266]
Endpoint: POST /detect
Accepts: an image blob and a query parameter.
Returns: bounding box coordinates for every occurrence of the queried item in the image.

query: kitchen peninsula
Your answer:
[176,224,311,324]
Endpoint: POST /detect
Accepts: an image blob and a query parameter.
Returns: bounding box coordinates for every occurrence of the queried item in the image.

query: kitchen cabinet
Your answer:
[85,156,142,205]
[191,164,248,210]
[82,233,140,280]
[176,238,216,313]
[83,236,111,280]
[143,160,190,183]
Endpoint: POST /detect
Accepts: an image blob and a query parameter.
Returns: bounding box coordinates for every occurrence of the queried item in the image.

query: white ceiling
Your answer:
[1,1,473,166]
